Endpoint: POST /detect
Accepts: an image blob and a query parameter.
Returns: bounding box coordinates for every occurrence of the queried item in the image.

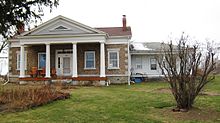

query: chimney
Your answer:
[17,23,25,34]
[122,15,127,31]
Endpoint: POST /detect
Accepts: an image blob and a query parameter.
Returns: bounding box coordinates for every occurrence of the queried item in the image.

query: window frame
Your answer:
[38,52,46,70]
[150,58,157,70]
[16,51,27,70]
[108,49,120,69]
[84,51,96,69]
[135,57,142,69]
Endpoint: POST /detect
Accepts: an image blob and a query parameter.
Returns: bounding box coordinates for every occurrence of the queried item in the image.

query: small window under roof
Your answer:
[55,26,68,30]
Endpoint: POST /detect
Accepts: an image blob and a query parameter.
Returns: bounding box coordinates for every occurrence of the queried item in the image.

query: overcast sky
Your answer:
[39,0,220,43]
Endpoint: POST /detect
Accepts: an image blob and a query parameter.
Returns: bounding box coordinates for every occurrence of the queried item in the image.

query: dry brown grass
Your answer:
[0,84,70,112]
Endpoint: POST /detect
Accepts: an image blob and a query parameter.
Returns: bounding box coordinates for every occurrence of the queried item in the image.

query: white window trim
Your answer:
[150,58,157,70]
[16,51,27,70]
[136,64,142,69]
[38,52,46,70]
[135,57,142,69]
[84,51,96,69]
[108,49,120,69]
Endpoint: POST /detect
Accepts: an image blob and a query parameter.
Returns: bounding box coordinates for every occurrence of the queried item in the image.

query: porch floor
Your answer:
[19,76,107,81]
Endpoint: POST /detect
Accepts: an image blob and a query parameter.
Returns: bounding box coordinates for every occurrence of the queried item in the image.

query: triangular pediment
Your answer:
[22,15,105,36]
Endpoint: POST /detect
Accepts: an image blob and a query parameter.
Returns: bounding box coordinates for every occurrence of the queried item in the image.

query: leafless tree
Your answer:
[157,33,216,111]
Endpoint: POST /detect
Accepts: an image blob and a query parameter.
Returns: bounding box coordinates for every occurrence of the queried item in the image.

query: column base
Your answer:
[72,80,79,85]
[19,81,27,85]
[100,80,106,86]
[45,80,51,85]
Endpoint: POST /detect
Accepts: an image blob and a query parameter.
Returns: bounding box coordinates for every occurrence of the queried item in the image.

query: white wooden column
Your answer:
[72,43,78,77]
[45,43,51,78]
[19,44,25,78]
[100,42,105,77]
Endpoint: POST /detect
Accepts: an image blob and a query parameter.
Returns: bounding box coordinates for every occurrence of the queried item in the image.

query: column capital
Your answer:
[20,44,25,46]
[72,42,77,44]
[99,41,105,44]
[45,43,50,45]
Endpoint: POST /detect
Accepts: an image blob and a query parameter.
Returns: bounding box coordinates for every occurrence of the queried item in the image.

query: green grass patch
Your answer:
[204,75,220,93]
[0,76,219,123]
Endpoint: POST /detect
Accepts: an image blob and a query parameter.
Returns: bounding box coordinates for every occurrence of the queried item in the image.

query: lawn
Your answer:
[0,76,220,123]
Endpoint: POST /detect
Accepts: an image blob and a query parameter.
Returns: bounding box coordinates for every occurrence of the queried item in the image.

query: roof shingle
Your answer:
[96,27,132,36]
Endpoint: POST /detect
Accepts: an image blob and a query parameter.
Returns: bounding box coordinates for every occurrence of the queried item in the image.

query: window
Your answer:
[135,57,142,69]
[150,58,157,70]
[108,50,119,69]
[16,52,27,70]
[55,26,68,30]
[38,53,46,69]
[84,51,95,69]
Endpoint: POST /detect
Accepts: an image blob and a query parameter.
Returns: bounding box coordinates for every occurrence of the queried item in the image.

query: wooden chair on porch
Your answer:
[39,67,46,77]
[29,67,38,78]
[51,68,57,78]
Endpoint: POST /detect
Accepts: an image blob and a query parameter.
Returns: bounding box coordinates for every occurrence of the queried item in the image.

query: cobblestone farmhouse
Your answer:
[8,15,132,85]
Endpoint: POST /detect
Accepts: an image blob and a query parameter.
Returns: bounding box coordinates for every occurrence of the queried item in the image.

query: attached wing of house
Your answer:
[130,42,179,79]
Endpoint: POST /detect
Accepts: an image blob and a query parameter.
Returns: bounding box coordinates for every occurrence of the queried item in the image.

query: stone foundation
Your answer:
[9,77,19,83]
[9,76,129,85]
[107,76,129,84]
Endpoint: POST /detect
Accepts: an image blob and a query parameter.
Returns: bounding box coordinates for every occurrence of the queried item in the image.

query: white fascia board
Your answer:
[18,33,107,39]
[130,52,162,55]
[19,36,106,45]
[108,35,132,39]
[8,38,19,42]
[10,35,106,47]
[10,42,20,47]
[106,38,129,44]
[8,39,20,47]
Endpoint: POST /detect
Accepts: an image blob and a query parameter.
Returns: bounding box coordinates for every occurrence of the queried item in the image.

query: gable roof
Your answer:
[16,15,132,39]
[96,27,132,37]
[20,15,106,36]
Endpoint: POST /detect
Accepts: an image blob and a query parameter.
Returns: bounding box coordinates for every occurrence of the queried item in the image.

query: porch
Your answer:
[18,42,106,82]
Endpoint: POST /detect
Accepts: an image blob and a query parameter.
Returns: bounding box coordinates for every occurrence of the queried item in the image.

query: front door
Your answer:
[56,53,72,76]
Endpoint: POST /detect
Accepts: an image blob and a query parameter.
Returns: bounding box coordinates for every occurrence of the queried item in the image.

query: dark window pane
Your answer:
[85,52,95,68]
[39,54,46,69]
[110,52,117,59]
[151,64,157,70]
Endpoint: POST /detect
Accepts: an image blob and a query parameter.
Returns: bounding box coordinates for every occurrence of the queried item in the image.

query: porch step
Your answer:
[51,79,72,83]
[72,77,107,81]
